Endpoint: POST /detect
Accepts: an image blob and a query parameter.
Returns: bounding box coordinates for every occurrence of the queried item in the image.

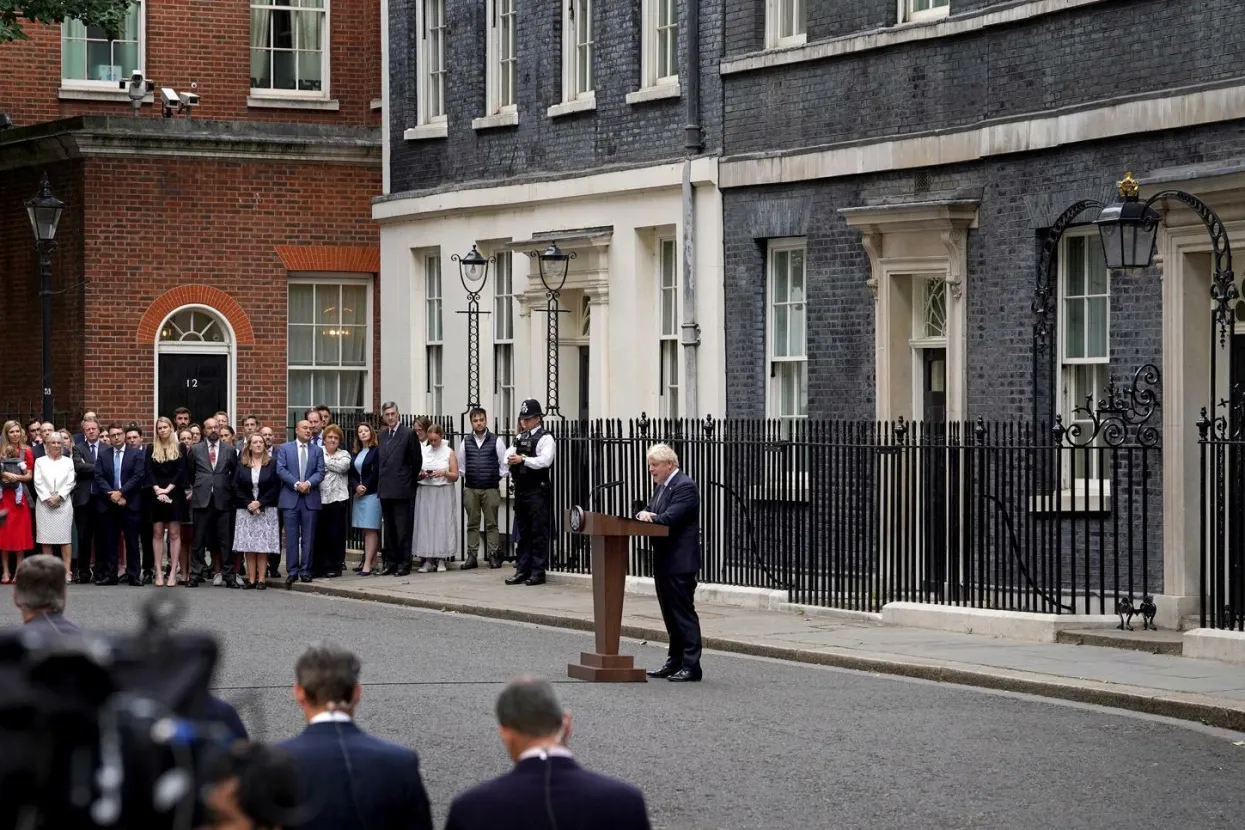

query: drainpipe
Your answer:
[680,0,703,417]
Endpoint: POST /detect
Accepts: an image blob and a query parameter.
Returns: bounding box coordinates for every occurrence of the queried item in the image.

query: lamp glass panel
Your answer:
[1097,221,1123,270]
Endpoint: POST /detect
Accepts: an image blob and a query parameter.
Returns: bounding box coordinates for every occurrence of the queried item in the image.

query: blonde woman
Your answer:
[0,420,34,584]
[147,416,186,587]
[33,431,75,580]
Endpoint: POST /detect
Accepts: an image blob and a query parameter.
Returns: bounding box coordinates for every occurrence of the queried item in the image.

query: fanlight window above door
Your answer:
[160,309,227,343]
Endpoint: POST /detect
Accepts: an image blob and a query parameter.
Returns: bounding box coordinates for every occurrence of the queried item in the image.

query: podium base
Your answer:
[567,652,647,683]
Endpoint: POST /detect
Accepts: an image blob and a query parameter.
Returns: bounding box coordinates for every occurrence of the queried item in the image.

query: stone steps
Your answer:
[1055,627,1184,655]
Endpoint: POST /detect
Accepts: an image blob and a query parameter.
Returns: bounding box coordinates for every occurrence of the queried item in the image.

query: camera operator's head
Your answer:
[201,742,302,830]
[293,641,361,721]
[495,676,572,763]
[13,554,68,624]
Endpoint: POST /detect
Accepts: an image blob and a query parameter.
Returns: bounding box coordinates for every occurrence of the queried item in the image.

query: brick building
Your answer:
[375,0,727,422]
[716,0,1245,624]
[0,0,381,433]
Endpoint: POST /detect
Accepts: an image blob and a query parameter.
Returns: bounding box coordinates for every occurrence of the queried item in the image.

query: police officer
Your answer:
[505,399,555,586]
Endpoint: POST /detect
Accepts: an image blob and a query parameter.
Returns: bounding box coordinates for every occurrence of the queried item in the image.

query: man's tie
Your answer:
[90,443,96,462]
[209,442,217,468]
[299,443,307,480]
[114,449,122,490]
[652,483,666,512]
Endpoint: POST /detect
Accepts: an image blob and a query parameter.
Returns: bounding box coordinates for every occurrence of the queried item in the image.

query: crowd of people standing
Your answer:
[0,396,557,590]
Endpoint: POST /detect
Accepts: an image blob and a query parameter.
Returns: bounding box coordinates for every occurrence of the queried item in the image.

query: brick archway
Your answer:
[136,285,256,345]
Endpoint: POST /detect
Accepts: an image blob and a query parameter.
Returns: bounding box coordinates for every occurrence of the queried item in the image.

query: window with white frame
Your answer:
[416,0,447,124]
[658,238,680,418]
[562,0,594,102]
[250,0,328,95]
[765,0,806,49]
[768,239,808,421]
[425,254,444,416]
[641,0,678,90]
[486,0,517,115]
[287,279,369,429]
[493,252,515,423]
[1060,232,1110,482]
[905,0,950,23]
[62,1,142,85]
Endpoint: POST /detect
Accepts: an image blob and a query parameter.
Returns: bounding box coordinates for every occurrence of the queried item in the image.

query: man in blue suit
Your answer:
[636,443,703,682]
[92,422,147,586]
[446,676,651,830]
[279,642,433,830]
[276,419,324,584]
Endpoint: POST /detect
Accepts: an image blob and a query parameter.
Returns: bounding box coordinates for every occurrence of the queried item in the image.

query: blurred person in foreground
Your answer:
[199,742,303,830]
[445,676,651,830]
[279,642,432,830]
[12,554,80,636]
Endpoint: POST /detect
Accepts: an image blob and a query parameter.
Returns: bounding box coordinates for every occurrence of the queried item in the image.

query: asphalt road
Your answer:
[5,585,1245,829]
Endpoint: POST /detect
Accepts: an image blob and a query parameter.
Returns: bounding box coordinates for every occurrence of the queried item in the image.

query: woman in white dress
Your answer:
[33,431,75,580]
[412,422,459,572]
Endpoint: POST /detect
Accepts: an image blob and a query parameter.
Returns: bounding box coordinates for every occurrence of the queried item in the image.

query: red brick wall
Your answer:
[0,1,380,128]
[0,163,87,424]
[33,153,383,434]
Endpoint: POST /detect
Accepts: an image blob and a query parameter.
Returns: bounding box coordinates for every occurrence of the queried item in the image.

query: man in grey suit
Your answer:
[376,401,417,577]
[187,417,239,588]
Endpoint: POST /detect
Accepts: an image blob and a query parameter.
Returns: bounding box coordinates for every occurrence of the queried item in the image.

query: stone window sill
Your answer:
[472,110,519,131]
[547,96,596,118]
[59,86,152,104]
[403,122,448,140]
[626,82,681,105]
[247,95,340,111]
[371,98,383,111]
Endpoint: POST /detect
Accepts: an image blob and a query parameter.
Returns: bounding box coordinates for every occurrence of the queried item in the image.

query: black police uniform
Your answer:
[508,399,553,585]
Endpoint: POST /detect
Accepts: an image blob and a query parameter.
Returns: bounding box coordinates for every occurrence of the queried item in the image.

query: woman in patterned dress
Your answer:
[0,420,34,584]
[232,433,280,591]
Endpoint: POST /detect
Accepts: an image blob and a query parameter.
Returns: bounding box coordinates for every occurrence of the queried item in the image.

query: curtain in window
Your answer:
[296,9,322,90]
[250,7,271,87]
[287,284,315,365]
[339,371,364,410]
[62,21,87,81]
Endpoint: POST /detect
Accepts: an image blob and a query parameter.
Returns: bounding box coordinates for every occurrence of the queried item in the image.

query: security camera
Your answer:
[180,92,199,107]
[160,88,180,107]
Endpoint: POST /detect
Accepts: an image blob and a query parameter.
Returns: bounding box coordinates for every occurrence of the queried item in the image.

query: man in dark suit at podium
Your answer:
[636,443,703,682]
[445,676,651,830]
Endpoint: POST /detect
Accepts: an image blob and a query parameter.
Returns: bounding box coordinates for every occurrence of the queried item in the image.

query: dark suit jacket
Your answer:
[187,441,239,511]
[23,611,81,638]
[446,756,651,830]
[376,424,418,500]
[645,470,701,576]
[93,445,147,512]
[347,446,379,496]
[278,720,432,830]
[233,461,282,510]
[202,695,248,741]
[71,439,105,507]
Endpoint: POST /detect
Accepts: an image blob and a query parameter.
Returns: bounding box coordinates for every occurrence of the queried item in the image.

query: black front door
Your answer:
[921,348,949,594]
[578,346,590,422]
[922,348,948,423]
[158,353,228,423]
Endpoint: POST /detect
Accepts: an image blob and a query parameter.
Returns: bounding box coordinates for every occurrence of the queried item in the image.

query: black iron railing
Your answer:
[315,395,1160,618]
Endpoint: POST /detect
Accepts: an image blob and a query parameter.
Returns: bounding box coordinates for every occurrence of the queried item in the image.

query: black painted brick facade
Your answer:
[387,0,723,196]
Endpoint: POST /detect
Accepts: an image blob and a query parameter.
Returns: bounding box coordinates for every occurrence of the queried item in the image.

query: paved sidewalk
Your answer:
[284,569,1245,731]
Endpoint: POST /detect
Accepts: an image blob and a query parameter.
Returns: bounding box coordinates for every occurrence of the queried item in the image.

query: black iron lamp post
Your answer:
[528,241,575,416]
[452,244,493,411]
[25,174,64,423]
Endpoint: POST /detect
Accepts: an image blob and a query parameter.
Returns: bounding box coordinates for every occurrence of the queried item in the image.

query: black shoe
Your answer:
[256,580,267,591]
[505,573,531,586]
[186,578,200,588]
[461,555,479,570]
[668,668,702,683]
[284,574,298,586]
[379,566,396,576]
[242,580,256,590]
[125,574,143,586]
[326,571,341,579]
[300,575,313,583]
[524,575,546,586]
[353,564,365,573]
[487,553,503,569]
[267,567,281,579]
[95,576,119,586]
[141,570,154,586]
[395,567,411,577]
[646,664,679,679]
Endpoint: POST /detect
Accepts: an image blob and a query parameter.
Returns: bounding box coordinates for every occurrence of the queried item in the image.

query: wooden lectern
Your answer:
[565,508,668,682]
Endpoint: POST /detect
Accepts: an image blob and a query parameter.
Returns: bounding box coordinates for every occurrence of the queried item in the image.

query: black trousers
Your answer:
[73,503,98,579]
[313,500,349,575]
[99,505,141,581]
[139,494,155,573]
[513,486,550,578]
[191,505,234,581]
[380,497,411,570]
[655,571,702,670]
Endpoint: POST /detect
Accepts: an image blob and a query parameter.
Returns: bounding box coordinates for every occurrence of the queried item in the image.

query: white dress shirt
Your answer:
[516,745,573,762]
[309,711,353,725]
[507,432,556,470]
[455,432,510,481]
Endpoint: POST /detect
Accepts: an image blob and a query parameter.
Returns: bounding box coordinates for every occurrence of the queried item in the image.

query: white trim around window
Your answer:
[901,0,950,24]
[628,0,681,106]
[60,1,146,98]
[424,252,444,416]
[550,0,595,117]
[658,237,680,418]
[475,0,518,130]
[765,0,807,49]
[248,0,332,102]
[766,238,808,421]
